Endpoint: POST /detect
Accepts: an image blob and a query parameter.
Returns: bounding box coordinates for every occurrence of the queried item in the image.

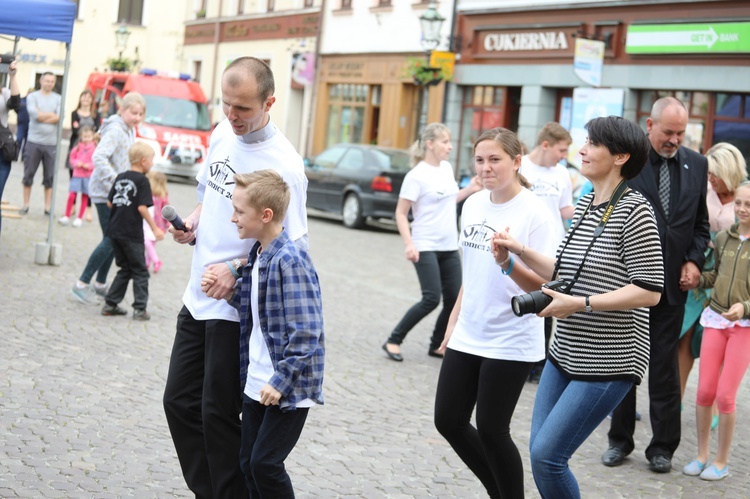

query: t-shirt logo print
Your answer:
[461,219,496,252]
[112,179,137,207]
[207,156,236,200]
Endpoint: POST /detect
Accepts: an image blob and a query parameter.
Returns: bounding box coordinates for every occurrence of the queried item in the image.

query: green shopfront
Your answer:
[446,0,750,172]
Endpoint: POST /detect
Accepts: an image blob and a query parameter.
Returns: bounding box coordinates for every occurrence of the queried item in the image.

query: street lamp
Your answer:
[419,3,445,52]
[115,22,131,60]
[416,3,445,133]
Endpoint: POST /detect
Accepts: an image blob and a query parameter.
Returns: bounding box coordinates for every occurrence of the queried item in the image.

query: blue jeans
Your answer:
[530,361,633,499]
[388,250,461,351]
[79,202,114,285]
[0,157,10,237]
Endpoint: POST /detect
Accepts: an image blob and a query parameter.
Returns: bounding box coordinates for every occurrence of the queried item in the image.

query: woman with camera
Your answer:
[493,116,664,498]
[433,127,557,498]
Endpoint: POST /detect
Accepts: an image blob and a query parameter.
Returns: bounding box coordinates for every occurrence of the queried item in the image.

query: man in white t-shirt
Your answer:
[520,122,574,243]
[163,57,308,499]
[519,122,573,382]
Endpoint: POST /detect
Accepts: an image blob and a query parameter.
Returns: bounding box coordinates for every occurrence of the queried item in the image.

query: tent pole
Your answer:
[40,42,71,265]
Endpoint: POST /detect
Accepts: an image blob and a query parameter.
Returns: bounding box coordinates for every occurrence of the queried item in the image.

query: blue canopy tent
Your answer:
[2,0,76,264]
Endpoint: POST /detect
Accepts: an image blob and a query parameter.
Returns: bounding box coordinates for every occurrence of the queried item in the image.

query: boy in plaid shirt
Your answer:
[202,169,324,497]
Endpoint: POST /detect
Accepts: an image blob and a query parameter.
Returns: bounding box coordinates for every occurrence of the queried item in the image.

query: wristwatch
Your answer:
[231,258,243,272]
[584,296,593,313]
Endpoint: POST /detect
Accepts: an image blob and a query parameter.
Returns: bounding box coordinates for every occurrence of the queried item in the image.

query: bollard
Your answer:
[49,243,63,266]
[34,242,51,265]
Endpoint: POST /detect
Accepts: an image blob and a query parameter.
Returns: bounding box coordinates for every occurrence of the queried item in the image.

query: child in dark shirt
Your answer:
[102,142,164,320]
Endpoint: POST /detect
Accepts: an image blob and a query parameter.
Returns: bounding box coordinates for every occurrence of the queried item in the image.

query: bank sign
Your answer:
[626,22,750,54]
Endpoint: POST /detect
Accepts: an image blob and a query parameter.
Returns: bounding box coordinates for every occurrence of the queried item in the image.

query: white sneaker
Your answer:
[72,218,82,228]
[58,216,70,225]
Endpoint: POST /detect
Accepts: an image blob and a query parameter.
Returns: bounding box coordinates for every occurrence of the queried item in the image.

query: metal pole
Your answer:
[42,42,72,264]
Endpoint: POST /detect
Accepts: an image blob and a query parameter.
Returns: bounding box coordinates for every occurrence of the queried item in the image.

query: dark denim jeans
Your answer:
[388,250,461,351]
[240,396,309,498]
[0,156,10,237]
[105,237,149,310]
[79,202,114,285]
[530,362,633,498]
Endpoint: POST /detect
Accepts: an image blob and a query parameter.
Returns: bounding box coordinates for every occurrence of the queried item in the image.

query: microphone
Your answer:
[162,205,196,246]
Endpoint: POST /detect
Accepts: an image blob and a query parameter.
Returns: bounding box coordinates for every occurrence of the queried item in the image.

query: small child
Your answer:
[101,142,164,320]
[59,126,96,227]
[683,180,750,481]
[143,171,169,273]
[201,169,324,497]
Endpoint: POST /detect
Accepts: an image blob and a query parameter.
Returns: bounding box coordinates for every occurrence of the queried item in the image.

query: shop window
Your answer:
[457,86,519,173]
[325,84,371,148]
[118,0,144,25]
[713,93,750,165]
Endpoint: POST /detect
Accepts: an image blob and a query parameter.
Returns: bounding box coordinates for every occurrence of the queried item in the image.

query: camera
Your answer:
[511,279,572,317]
[0,54,15,73]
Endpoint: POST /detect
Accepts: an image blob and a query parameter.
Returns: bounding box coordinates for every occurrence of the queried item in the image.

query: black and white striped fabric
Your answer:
[548,190,664,384]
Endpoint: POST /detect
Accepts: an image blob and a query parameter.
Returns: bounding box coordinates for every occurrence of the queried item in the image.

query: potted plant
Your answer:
[196,8,206,18]
[404,57,449,86]
[106,57,132,72]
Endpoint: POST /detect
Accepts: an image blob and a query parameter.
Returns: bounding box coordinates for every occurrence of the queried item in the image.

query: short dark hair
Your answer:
[585,116,650,180]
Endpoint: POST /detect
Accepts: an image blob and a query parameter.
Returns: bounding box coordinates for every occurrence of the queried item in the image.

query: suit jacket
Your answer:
[627,146,710,306]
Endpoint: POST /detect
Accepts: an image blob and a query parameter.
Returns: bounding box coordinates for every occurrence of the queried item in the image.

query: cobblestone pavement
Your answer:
[1,162,749,498]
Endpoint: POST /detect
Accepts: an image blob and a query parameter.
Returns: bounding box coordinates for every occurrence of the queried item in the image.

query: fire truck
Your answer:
[86,69,211,179]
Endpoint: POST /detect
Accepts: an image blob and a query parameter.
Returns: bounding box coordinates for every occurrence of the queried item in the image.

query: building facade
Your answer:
[449,0,750,172]
[0,0,193,129]
[310,0,455,156]
[183,0,321,154]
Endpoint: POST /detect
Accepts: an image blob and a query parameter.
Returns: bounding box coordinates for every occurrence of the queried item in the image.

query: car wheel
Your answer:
[342,193,365,229]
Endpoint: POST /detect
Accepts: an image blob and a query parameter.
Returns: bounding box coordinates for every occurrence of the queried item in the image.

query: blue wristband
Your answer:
[501,256,514,275]
[225,260,239,279]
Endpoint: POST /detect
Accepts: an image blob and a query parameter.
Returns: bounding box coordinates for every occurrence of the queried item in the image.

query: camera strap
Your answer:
[553,180,630,285]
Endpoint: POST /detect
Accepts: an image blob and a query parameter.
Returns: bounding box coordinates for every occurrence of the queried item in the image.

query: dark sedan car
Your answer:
[304,144,411,229]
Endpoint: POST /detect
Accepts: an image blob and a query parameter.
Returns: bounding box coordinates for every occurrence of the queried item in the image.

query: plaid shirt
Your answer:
[230,230,324,410]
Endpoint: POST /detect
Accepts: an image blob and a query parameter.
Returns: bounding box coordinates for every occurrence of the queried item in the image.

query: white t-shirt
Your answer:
[183,120,309,321]
[448,188,557,362]
[399,160,460,251]
[244,251,314,408]
[520,156,573,243]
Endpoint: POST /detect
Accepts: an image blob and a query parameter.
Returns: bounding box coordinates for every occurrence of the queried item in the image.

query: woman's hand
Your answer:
[493,228,524,263]
[537,287,584,319]
[259,384,282,406]
[722,303,745,322]
[404,243,419,262]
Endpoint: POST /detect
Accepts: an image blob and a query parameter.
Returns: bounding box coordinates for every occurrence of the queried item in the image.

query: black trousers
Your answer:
[240,396,309,498]
[608,299,684,459]
[105,237,148,310]
[434,348,532,499]
[163,306,248,499]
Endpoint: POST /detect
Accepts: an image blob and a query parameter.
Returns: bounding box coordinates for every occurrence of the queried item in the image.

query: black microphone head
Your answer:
[162,205,177,221]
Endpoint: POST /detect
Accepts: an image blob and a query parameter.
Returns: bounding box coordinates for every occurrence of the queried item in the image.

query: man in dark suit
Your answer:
[602,97,710,473]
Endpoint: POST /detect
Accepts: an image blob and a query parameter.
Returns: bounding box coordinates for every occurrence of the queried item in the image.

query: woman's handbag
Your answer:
[0,123,17,163]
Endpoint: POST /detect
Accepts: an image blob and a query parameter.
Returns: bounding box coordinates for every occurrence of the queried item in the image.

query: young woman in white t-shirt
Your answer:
[383,123,481,361]
[433,127,557,498]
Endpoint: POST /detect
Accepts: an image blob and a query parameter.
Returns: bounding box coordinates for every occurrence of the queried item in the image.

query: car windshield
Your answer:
[142,95,211,131]
[371,149,410,171]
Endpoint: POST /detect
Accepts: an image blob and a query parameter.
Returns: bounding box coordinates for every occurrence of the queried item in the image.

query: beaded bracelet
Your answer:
[225,260,239,279]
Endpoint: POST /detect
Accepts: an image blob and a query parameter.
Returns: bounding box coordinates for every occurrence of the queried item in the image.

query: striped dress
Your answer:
[548,190,664,384]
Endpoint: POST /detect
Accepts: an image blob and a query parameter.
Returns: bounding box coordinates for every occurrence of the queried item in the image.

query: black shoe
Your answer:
[428,349,444,358]
[101,303,127,316]
[648,455,672,473]
[602,447,627,467]
[382,343,403,362]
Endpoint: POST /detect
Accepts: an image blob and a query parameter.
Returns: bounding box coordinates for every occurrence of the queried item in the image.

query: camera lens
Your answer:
[511,290,552,317]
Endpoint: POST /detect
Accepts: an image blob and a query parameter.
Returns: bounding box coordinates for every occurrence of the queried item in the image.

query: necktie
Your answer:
[658,158,670,218]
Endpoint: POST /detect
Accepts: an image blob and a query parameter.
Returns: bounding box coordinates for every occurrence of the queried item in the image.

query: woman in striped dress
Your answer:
[493,116,664,498]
